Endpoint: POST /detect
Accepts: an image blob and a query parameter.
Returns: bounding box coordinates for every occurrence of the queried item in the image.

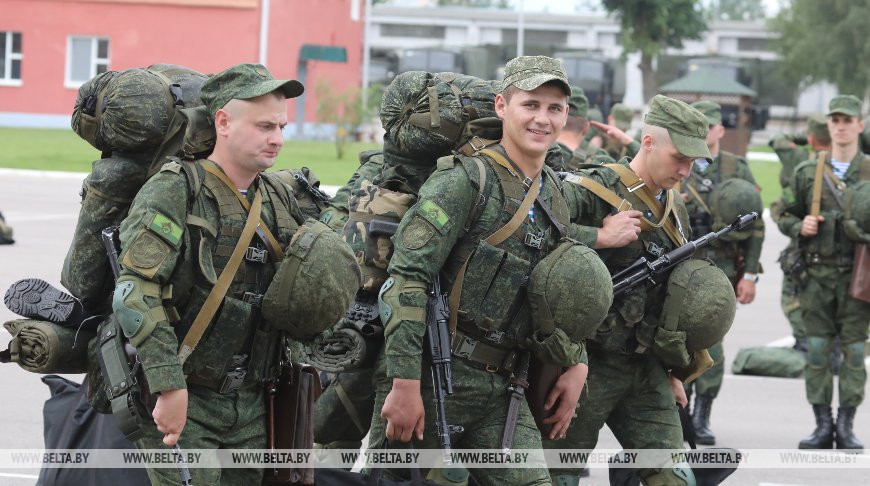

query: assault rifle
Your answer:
[100,227,193,486]
[612,212,759,298]
[425,274,463,464]
[292,170,331,203]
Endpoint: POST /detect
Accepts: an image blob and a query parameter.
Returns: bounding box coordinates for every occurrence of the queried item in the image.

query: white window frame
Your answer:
[65,36,110,89]
[0,31,23,87]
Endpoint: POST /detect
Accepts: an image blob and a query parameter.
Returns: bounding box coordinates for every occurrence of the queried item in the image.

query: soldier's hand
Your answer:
[542,363,588,440]
[801,215,824,237]
[381,378,425,443]
[668,375,688,408]
[736,279,756,304]
[589,120,633,145]
[596,210,642,249]
[153,388,188,446]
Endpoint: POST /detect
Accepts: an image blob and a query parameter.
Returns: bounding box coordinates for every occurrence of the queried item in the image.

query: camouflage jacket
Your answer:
[383,145,582,380]
[320,151,387,230]
[562,160,693,354]
[777,149,869,280]
[117,159,304,392]
[769,133,812,189]
[682,151,765,277]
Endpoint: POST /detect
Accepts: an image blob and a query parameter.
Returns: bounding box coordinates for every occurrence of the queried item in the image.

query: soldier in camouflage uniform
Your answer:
[545,95,712,486]
[552,86,592,171]
[111,64,307,485]
[594,103,640,162]
[370,56,589,486]
[778,95,870,451]
[0,211,13,245]
[769,115,831,349]
[680,100,765,445]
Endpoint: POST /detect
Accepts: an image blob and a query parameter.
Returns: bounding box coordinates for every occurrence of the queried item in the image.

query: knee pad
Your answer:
[843,341,868,369]
[551,474,581,486]
[806,337,834,368]
[427,467,470,485]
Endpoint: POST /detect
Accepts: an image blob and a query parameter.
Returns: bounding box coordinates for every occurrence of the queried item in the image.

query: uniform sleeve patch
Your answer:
[418,200,450,231]
[122,230,170,279]
[402,216,436,250]
[149,212,182,246]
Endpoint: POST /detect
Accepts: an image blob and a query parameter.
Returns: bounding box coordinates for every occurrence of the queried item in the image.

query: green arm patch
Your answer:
[149,212,183,246]
[418,200,450,231]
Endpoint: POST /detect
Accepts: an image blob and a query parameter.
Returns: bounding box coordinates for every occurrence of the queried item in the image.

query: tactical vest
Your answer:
[803,151,870,265]
[566,164,691,355]
[442,149,571,354]
[169,159,298,389]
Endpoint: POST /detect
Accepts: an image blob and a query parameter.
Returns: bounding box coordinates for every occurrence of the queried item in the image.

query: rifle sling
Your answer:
[822,164,846,210]
[178,185,262,365]
[810,151,828,217]
[201,161,285,261]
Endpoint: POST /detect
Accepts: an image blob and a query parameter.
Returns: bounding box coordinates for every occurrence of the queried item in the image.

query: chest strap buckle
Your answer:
[245,247,268,264]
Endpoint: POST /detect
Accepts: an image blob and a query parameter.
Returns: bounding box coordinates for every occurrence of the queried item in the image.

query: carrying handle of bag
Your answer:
[178,187,262,365]
[366,437,425,486]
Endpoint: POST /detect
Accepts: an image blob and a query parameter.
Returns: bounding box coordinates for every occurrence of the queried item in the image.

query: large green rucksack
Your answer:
[379,71,499,167]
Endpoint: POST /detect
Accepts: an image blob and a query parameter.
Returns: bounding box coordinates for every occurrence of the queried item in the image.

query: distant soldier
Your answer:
[0,211,13,245]
[769,115,831,350]
[778,95,870,451]
[545,95,736,485]
[682,100,765,445]
[551,86,612,171]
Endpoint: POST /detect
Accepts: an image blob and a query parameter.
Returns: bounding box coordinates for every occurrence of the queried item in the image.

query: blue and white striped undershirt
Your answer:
[831,159,850,179]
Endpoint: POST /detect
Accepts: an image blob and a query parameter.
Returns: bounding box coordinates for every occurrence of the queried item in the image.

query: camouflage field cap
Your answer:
[827,95,862,117]
[500,56,570,95]
[690,100,722,126]
[587,107,603,123]
[200,63,304,115]
[609,103,634,130]
[807,114,830,140]
[568,85,589,118]
[644,94,712,163]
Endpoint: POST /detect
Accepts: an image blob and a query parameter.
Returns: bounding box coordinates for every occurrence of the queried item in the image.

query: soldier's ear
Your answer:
[214,108,231,136]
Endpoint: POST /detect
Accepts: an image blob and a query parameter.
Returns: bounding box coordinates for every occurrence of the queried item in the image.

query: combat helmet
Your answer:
[262,219,361,340]
[710,178,762,241]
[654,259,736,367]
[526,239,612,364]
[843,180,870,243]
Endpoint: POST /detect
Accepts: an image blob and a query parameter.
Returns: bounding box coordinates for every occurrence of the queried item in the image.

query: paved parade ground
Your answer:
[1,169,869,485]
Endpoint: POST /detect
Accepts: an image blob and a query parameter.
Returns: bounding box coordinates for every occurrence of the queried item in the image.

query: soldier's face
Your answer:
[496,84,568,161]
[644,132,694,190]
[827,114,864,147]
[219,93,288,173]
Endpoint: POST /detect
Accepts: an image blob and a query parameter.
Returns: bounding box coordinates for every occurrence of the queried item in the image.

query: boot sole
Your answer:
[4,278,78,324]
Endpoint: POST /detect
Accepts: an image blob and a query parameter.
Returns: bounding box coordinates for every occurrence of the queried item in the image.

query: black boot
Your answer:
[798,405,834,449]
[835,407,864,451]
[3,278,91,326]
[692,395,716,445]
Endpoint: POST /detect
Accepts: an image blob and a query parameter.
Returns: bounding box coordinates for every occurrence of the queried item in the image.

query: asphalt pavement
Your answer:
[0,169,868,485]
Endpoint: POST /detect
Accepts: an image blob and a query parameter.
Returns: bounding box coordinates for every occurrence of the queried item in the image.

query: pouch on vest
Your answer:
[458,239,532,338]
[343,180,416,292]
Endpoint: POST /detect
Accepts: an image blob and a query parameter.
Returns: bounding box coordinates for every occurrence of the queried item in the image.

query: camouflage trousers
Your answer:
[135,384,266,486]
[801,273,870,407]
[781,273,805,340]
[685,340,725,399]
[368,354,551,486]
[543,348,692,485]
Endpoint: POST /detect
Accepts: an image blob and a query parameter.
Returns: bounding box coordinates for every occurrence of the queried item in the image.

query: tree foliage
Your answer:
[705,0,765,21]
[601,0,708,101]
[770,0,870,98]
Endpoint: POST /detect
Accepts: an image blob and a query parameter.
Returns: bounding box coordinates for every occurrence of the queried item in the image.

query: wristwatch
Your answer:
[742,273,759,283]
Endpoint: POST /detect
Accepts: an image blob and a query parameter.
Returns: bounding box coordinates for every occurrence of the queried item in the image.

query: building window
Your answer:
[66,36,109,88]
[0,31,23,85]
[381,24,446,39]
[737,37,770,52]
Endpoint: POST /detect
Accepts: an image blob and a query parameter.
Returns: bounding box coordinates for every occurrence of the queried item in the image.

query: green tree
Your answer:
[770,0,870,99]
[315,79,363,160]
[705,0,765,21]
[602,0,708,101]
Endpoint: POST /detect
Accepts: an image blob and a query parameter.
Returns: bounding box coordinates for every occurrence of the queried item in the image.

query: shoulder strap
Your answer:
[201,161,285,261]
[861,154,870,181]
[720,151,738,177]
[177,187,263,365]
[810,151,829,217]
[686,182,713,216]
[604,164,686,245]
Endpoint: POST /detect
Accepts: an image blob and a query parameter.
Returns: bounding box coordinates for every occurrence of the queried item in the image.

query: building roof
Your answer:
[659,69,756,97]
